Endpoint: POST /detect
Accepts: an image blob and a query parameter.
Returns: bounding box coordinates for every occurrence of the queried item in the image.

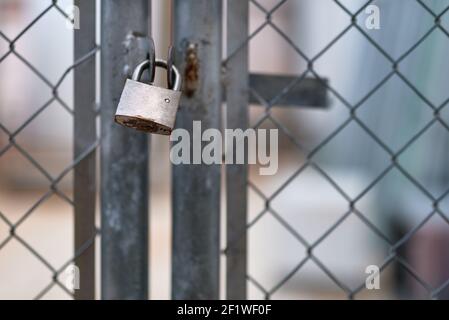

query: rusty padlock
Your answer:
[115,59,182,135]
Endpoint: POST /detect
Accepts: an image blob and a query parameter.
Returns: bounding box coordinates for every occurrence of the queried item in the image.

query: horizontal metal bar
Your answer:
[74,0,96,301]
[239,73,328,108]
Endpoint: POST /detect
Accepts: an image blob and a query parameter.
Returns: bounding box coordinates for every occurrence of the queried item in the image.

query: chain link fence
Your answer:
[1,0,449,300]
[223,0,449,299]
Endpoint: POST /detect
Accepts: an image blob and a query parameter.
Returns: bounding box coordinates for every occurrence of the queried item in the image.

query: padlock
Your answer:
[115,59,182,135]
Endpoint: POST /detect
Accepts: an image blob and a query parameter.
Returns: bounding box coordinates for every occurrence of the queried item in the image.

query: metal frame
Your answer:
[172,0,223,300]
[100,0,151,300]
[225,0,250,300]
[74,0,97,300]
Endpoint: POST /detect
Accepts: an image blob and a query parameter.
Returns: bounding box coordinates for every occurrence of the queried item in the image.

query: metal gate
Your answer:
[1,0,449,300]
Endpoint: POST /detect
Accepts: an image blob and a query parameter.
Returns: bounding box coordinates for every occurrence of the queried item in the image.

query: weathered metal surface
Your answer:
[172,0,222,300]
[225,0,249,300]
[74,0,96,301]
[100,0,150,300]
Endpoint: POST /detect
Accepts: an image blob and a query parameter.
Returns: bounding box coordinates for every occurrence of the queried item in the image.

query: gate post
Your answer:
[172,0,223,299]
[100,0,150,299]
[225,0,249,300]
[74,0,97,301]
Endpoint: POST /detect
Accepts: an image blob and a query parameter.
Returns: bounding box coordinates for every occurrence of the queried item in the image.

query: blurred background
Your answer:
[1,0,449,299]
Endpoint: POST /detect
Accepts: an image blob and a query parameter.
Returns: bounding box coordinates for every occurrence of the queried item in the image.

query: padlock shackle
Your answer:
[132,59,182,92]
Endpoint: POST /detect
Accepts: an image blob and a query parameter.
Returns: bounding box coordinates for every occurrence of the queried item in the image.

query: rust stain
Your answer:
[184,43,199,97]
[115,115,171,135]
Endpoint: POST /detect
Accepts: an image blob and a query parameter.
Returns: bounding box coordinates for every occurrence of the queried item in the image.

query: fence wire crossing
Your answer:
[0,1,99,299]
[223,0,449,299]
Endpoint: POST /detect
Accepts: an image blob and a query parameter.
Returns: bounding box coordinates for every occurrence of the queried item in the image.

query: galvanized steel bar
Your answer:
[225,0,249,300]
[172,0,223,300]
[247,74,328,108]
[100,0,150,300]
[73,0,96,300]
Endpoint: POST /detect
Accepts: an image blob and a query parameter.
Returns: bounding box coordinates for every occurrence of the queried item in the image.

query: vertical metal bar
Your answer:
[172,0,222,300]
[225,0,249,300]
[100,0,150,300]
[74,0,96,300]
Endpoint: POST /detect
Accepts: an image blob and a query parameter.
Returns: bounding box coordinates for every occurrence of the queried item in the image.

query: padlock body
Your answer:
[115,79,181,135]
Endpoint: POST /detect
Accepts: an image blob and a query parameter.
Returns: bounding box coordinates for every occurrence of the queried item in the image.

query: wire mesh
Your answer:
[223,0,449,299]
[0,0,99,299]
